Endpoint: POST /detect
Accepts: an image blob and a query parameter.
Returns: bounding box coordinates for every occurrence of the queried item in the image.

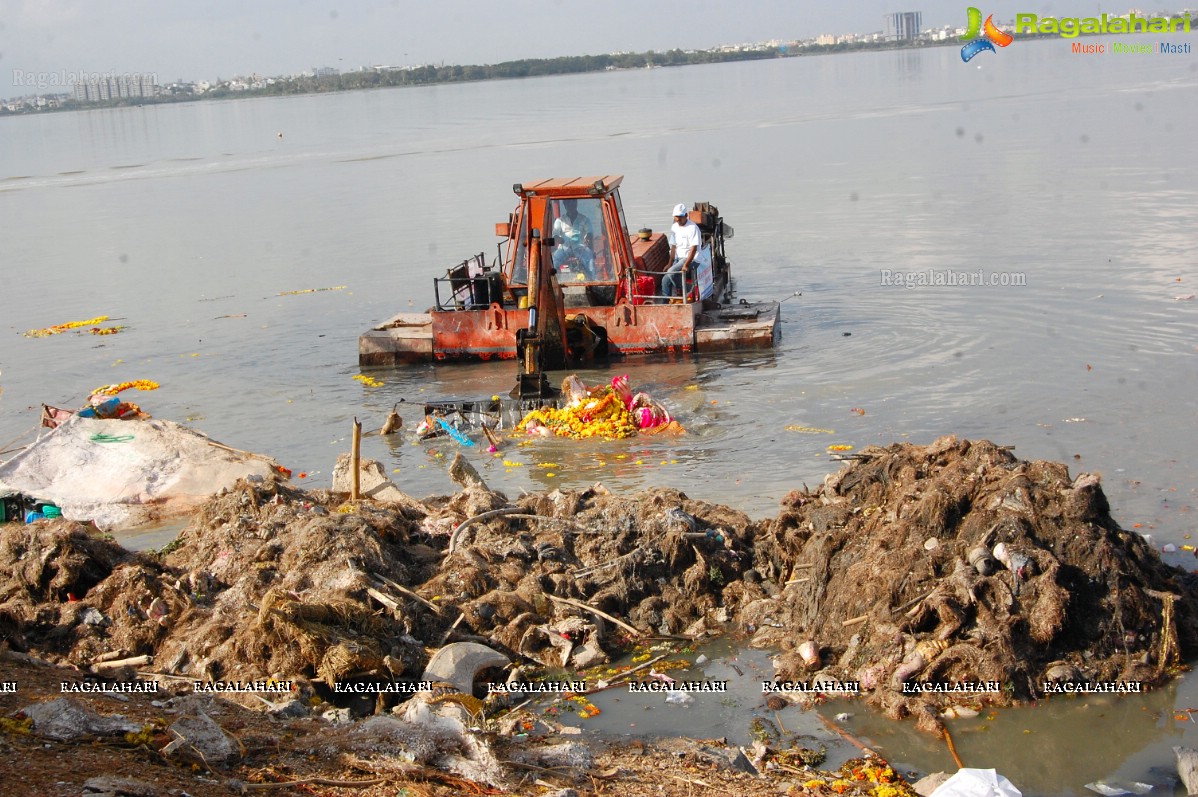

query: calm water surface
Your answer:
[1,38,1196,794]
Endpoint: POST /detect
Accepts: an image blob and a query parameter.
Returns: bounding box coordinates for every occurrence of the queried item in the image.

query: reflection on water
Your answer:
[112,518,191,552]
[837,680,1189,796]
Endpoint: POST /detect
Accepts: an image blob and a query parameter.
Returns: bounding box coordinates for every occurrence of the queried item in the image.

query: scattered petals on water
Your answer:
[827,444,854,452]
[89,326,125,336]
[1063,418,1088,423]
[352,374,383,387]
[785,425,835,434]
[849,407,865,415]
[278,285,347,296]
[25,315,110,337]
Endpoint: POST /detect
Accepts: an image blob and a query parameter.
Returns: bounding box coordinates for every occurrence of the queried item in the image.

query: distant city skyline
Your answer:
[0,0,1152,101]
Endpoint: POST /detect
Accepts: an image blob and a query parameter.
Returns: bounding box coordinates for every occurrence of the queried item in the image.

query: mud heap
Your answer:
[749,436,1198,732]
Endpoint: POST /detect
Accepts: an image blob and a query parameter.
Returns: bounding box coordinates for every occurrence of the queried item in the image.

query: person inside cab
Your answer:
[551,199,597,280]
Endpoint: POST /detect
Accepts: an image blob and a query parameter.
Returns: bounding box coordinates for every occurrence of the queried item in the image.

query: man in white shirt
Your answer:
[663,203,701,300]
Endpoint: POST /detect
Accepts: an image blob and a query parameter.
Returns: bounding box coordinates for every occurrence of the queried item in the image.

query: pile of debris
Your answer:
[747,436,1198,733]
[1,436,1195,746]
[0,457,756,692]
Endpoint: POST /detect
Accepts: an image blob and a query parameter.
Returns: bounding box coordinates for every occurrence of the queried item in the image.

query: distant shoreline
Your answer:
[2,23,1188,117]
[0,39,947,116]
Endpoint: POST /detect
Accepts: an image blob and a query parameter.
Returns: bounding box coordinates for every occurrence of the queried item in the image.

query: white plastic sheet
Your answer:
[930,769,1022,797]
[0,415,276,530]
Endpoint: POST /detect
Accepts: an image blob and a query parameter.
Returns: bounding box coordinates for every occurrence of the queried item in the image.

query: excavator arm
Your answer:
[511,228,565,402]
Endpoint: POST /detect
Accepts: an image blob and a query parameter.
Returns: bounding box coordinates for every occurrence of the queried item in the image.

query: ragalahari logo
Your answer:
[960,7,1014,61]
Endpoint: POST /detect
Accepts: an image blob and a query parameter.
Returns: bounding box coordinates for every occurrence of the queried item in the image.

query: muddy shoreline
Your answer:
[2,436,1195,795]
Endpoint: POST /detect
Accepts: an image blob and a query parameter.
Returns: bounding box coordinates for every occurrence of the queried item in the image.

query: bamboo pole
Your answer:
[350,417,362,501]
[546,593,643,637]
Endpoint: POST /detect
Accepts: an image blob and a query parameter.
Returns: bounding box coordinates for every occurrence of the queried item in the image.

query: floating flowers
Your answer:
[89,326,125,336]
[353,374,383,387]
[24,315,110,338]
[828,444,855,452]
[786,425,835,434]
[518,391,637,440]
[91,380,160,396]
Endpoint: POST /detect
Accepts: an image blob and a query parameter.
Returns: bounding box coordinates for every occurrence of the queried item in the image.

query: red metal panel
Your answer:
[630,233,670,273]
[430,307,527,361]
[516,176,624,197]
[581,302,697,356]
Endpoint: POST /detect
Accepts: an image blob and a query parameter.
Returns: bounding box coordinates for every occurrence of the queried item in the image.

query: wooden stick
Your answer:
[818,712,874,755]
[841,614,869,627]
[546,594,642,637]
[785,577,811,585]
[666,774,737,796]
[582,653,670,695]
[238,776,386,791]
[350,417,362,501]
[206,439,276,463]
[437,613,466,646]
[90,654,151,673]
[571,544,646,577]
[372,572,442,614]
[365,587,401,613]
[944,726,964,769]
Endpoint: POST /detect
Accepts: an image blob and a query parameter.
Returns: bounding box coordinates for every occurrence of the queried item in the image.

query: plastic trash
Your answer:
[929,768,1022,797]
[1162,544,1177,553]
[664,690,693,705]
[1084,784,1132,796]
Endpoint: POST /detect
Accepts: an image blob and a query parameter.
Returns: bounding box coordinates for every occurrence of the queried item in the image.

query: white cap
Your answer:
[672,203,688,217]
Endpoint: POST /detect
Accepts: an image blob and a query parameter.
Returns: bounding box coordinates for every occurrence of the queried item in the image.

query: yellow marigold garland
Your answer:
[24,315,110,338]
[91,380,160,396]
[517,389,638,440]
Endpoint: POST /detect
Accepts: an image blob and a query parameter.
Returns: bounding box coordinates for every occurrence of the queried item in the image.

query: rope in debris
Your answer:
[446,506,524,554]
[0,424,39,458]
[231,776,385,792]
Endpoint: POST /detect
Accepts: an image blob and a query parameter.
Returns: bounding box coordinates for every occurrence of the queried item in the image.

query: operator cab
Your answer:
[502,177,634,308]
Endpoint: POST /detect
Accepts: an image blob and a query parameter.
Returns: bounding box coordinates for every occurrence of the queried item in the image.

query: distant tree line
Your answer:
[249,47,783,97]
[2,40,963,114]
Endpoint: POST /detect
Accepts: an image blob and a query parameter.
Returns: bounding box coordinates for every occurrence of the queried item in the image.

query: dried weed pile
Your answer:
[749,436,1198,732]
[1,437,1195,737]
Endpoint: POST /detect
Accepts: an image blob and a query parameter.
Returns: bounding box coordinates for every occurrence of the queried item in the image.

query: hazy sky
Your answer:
[0,0,1114,98]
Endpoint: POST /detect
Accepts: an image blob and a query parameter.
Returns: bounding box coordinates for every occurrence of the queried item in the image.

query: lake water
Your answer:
[1,37,1196,794]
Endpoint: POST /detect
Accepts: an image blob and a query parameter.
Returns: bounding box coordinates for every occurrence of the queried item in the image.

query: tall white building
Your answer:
[885,11,923,41]
[71,73,158,103]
